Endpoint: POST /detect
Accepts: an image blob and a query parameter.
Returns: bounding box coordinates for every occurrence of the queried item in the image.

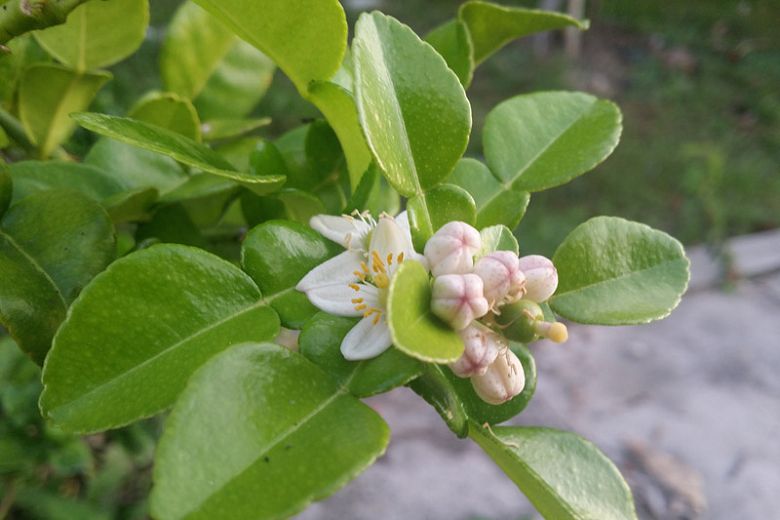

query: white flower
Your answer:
[430,273,489,330]
[449,323,503,378]
[517,255,558,303]
[297,212,422,360]
[473,251,526,306]
[424,221,481,276]
[471,348,525,405]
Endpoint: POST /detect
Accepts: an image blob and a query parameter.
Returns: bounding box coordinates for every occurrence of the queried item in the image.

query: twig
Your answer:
[0,0,92,45]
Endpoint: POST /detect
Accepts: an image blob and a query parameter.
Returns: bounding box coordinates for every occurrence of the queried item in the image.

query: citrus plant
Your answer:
[0,1,690,518]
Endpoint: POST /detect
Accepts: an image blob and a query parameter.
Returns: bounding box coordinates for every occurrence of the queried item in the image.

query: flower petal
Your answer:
[296,250,362,292]
[305,284,364,317]
[369,215,408,260]
[340,316,393,360]
[310,214,370,249]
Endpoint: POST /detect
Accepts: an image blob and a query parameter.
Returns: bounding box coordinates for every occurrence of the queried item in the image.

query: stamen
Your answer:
[355,304,367,311]
[349,283,360,291]
[397,252,405,263]
[360,261,370,275]
[387,253,393,265]
[373,272,389,289]
[373,313,381,325]
[351,298,364,303]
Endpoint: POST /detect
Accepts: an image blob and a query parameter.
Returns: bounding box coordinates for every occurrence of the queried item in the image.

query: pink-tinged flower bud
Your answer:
[431,274,489,330]
[449,324,503,378]
[424,221,481,276]
[471,349,525,405]
[474,251,526,306]
[518,255,558,303]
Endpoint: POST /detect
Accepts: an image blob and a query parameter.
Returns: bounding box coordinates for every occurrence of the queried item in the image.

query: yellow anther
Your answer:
[387,253,393,265]
[363,308,375,318]
[351,298,364,303]
[373,313,381,325]
[397,252,404,263]
[371,251,386,273]
[360,261,370,275]
[373,272,389,289]
[355,304,367,311]
[349,283,360,291]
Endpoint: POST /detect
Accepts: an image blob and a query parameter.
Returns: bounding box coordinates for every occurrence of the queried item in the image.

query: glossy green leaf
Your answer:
[242,189,326,227]
[0,126,8,148]
[0,164,10,217]
[387,260,463,363]
[103,187,158,224]
[19,65,110,157]
[135,204,208,249]
[34,0,147,71]
[151,343,389,520]
[477,224,519,258]
[85,138,187,193]
[551,216,690,325]
[407,183,476,251]
[189,0,346,93]
[40,244,280,432]
[460,1,588,64]
[483,91,622,192]
[0,191,114,363]
[241,221,340,328]
[308,81,372,189]
[445,343,536,425]
[470,425,637,520]
[299,312,421,398]
[344,162,400,217]
[0,35,51,109]
[72,113,285,195]
[161,0,274,119]
[408,363,468,437]
[9,161,121,204]
[448,158,530,229]
[160,174,239,228]
[425,19,474,86]
[353,12,472,197]
[195,40,275,120]
[201,118,270,142]
[128,92,201,142]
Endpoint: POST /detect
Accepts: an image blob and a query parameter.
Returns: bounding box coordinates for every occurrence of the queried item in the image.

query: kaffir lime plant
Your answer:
[0,1,690,519]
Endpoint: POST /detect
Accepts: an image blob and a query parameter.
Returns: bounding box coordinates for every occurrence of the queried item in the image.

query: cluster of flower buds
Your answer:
[424,221,568,405]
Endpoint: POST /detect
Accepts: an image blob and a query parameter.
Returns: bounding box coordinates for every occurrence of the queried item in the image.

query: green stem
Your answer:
[0,0,91,46]
[0,106,69,159]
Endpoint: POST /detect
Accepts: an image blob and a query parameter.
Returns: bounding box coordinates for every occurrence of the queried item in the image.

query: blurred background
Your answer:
[2,0,779,519]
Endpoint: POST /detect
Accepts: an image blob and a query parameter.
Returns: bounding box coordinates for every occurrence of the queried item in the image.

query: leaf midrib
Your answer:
[46,300,269,418]
[0,229,67,308]
[184,384,349,518]
[554,257,688,298]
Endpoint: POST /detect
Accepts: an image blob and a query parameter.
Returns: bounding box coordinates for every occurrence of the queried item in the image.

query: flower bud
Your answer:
[424,221,481,277]
[449,324,503,377]
[495,300,568,344]
[517,255,558,303]
[474,251,526,306]
[471,349,525,405]
[431,273,489,330]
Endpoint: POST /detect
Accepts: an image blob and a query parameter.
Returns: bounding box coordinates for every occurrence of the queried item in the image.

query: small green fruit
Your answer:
[495,300,543,343]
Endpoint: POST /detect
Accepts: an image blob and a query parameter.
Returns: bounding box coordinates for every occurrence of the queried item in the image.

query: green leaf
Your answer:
[407,183,476,251]
[0,162,13,216]
[241,221,340,328]
[343,162,400,217]
[85,138,187,193]
[72,113,285,195]
[387,260,463,363]
[308,81,372,189]
[550,216,690,325]
[299,312,421,397]
[159,174,239,228]
[189,0,346,94]
[445,343,536,425]
[9,161,122,204]
[460,1,588,64]
[0,126,8,148]
[353,12,471,197]
[161,1,275,119]
[128,92,202,142]
[408,363,468,437]
[151,343,389,520]
[135,204,208,249]
[19,65,111,157]
[448,158,530,229]
[477,224,519,258]
[242,189,326,227]
[34,0,148,71]
[470,425,637,520]
[0,190,115,363]
[483,91,622,192]
[201,118,270,142]
[0,35,52,109]
[425,19,474,86]
[40,244,280,432]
